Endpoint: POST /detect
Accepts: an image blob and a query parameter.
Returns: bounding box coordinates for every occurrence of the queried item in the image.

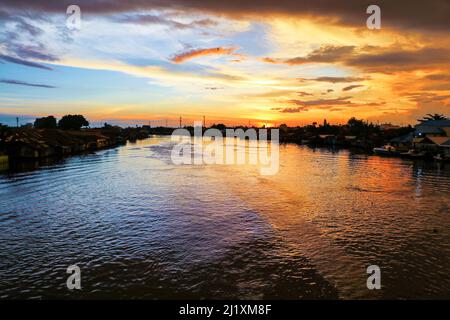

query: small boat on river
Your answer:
[373,145,400,156]
[400,149,428,159]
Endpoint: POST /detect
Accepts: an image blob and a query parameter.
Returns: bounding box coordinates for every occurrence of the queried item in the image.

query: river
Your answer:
[1,136,449,299]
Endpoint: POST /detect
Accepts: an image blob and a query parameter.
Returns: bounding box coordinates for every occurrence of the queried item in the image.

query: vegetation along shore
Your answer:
[1,113,449,172]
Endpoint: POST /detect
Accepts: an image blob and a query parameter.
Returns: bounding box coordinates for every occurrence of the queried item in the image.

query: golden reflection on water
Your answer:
[191,142,450,298]
[1,136,449,299]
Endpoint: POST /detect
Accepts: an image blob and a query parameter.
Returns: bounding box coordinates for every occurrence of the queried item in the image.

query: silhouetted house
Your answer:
[5,130,56,158]
[38,129,77,155]
[415,120,450,137]
[390,132,413,150]
[428,137,450,154]
[99,127,126,146]
[440,139,450,156]
[96,138,109,148]
[413,137,428,150]
[413,136,450,152]
[318,134,337,145]
[64,130,111,151]
[342,135,356,146]
[3,128,116,158]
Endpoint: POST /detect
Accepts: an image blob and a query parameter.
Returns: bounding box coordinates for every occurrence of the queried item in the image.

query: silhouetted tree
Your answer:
[211,123,226,130]
[346,117,378,136]
[0,123,9,143]
[417,113,448,122]
[58,115,89,130]
[34,116,57,129]
[347,117,366,128]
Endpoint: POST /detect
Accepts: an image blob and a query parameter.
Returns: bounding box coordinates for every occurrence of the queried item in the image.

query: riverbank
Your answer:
[0,126,150,160]
[149,125,449,161]
[1,123,449,172]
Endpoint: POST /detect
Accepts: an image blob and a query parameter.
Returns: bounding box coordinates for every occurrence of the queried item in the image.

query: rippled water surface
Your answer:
[1,136,449,299]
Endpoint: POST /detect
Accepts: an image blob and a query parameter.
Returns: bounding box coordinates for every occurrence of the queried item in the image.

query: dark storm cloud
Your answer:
[0,1,448,32]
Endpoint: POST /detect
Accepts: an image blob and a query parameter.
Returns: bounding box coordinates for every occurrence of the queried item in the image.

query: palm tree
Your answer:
[417,113,448,123]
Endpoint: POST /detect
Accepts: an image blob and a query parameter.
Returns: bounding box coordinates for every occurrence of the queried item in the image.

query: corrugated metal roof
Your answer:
[391,132,413,143]
[428,136,450,145]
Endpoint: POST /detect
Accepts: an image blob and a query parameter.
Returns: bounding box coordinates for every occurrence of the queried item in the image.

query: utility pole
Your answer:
[16,117,19,127]
[203,115,206,128]
[179,116,182,128]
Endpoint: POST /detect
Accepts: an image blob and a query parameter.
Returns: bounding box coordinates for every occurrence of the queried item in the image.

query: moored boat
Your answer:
[400,149,428,159]
[373,145,399,156]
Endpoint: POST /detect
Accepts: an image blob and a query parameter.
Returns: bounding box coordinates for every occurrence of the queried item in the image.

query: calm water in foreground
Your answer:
[1,136,449,299]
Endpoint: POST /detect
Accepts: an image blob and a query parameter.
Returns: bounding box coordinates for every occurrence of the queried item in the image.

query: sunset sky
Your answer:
[0,0,449,127]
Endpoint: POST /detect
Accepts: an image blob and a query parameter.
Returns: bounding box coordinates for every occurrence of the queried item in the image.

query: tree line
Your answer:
[34,115,89,130]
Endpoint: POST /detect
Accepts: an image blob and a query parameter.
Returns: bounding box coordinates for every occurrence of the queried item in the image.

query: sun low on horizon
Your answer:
[0,0,449,127]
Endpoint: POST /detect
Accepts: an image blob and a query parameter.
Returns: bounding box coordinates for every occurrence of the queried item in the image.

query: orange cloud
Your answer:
[171,47,239,63]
